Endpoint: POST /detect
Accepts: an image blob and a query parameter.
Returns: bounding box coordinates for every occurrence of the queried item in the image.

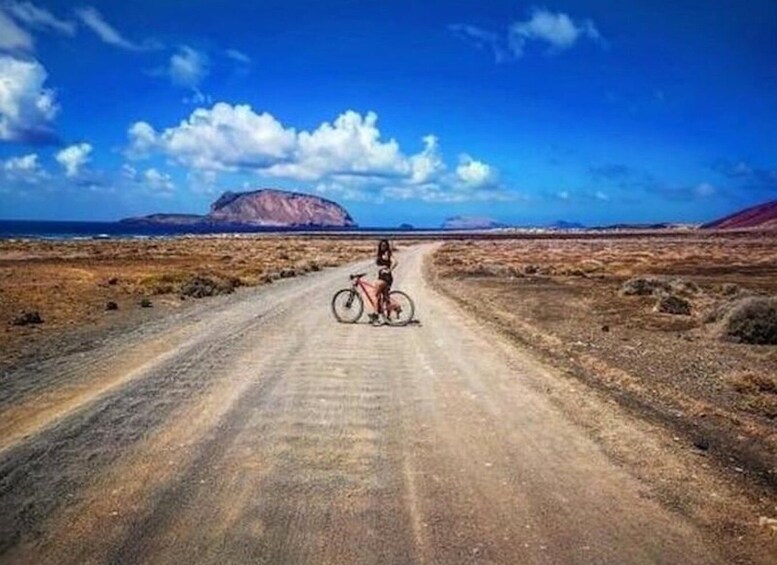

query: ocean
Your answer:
[0,220,422,240]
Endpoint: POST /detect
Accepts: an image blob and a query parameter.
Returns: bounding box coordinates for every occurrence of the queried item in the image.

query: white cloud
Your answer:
[126,121,155,156]
[55,142,91,177]
[456,154,495,187]
[75,6,150,51]
[3,152,37,170]
[182,89,211,105]
[450,9,603,63]
[263,110,411,181]
[143,167,174,191]
[509,8,602,57]
[121,163,174,192]
[225,48,250,64]
[0,8,33,52]
[128,103,509,203]
[127,103,296,169]
[5,1,75,36]
[0,55,58,142]
[121,162,137,179]
[381,181,511,204]
[314,180,381,203]
[1,152,46,182]
[409,135,445,184]
[448,24,507,63]
[169,45,209,88]
[187,168,219,194]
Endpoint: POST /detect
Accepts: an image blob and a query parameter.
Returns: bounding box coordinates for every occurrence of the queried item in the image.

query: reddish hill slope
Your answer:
[122,189,357,228]
[702,199,777,230]
[208,189,355,227]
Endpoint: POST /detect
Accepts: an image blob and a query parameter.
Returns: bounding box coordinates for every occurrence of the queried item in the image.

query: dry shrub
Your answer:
[726,370,777,419]
[12,310,43,326]
[728,370,777,394]
[621,276,700,298]
[180,275,238,298]
[140,271,190,295]
[469,263,521,278]
[704,299,737,324]
[669,278,700,296]
[718,296,777,345]
[655,295,691,315]
[721,283,740,296]
[580,259,605,273]
[304,260,322,272]
[620,276,671,296]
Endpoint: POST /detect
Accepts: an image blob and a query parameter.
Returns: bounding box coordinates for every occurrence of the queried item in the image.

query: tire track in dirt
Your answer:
[0,310,276,555]
[0,259,372,560]
[0,327,196,454]
[106,295,421,564]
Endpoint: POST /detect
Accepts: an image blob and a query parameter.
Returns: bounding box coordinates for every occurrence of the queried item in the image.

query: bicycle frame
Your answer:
[332,273,412,325]
[352,276,381,311]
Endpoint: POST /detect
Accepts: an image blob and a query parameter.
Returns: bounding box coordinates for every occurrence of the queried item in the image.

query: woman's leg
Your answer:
[373,280,386,314]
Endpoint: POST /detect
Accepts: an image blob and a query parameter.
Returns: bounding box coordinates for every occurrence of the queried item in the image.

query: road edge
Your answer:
[420,246,777,565]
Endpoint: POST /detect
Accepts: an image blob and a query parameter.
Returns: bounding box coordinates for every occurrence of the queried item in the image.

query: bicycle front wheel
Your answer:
[331,288,364,323]
[385,290,415,326]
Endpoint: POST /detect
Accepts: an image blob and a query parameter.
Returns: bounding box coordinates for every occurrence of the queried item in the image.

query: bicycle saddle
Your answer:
[349,272,367,280]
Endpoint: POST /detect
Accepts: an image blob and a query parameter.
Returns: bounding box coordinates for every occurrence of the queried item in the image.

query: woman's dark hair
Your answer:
[377,239,391,261]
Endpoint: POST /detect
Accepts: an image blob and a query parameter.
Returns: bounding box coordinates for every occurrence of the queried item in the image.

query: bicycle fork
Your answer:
[346,288,358,308]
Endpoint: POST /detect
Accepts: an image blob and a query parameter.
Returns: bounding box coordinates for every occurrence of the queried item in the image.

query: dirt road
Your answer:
[0,244,749,563]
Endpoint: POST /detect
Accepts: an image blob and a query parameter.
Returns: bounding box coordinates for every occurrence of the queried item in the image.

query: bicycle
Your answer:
[331,273,415,326]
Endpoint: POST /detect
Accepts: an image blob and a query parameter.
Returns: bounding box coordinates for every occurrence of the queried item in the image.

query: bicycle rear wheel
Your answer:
[331,288,364,323]
[385,290,414,326]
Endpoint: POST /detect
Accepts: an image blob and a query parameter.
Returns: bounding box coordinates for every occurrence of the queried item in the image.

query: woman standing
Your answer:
[369,239,397,324]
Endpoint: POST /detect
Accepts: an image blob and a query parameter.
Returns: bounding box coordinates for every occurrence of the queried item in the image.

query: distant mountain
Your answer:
[549,220,585,230]
[702,199,777,230]
[122,189,357,228]
[593,222,695,231]
[441,216,507,230]
[118,213,204,226]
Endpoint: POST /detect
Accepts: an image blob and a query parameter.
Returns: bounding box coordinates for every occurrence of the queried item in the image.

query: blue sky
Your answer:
[1,0,776,227]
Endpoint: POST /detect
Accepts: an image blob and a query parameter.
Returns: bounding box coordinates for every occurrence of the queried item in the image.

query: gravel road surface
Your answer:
[0,244,732,564]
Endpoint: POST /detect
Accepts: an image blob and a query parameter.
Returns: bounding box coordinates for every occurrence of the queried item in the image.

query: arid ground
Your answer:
[430,233,777,464]
[0,236,375,368]
[0,235,775,563]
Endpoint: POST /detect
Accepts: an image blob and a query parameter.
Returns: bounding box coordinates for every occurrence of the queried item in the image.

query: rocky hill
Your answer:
[702,199,777,230]
[122,189,357,228]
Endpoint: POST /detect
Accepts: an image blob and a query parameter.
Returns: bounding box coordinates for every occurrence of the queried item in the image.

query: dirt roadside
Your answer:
[0,243,774,564]
[0,236,377,370]
[428,239,777,561]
